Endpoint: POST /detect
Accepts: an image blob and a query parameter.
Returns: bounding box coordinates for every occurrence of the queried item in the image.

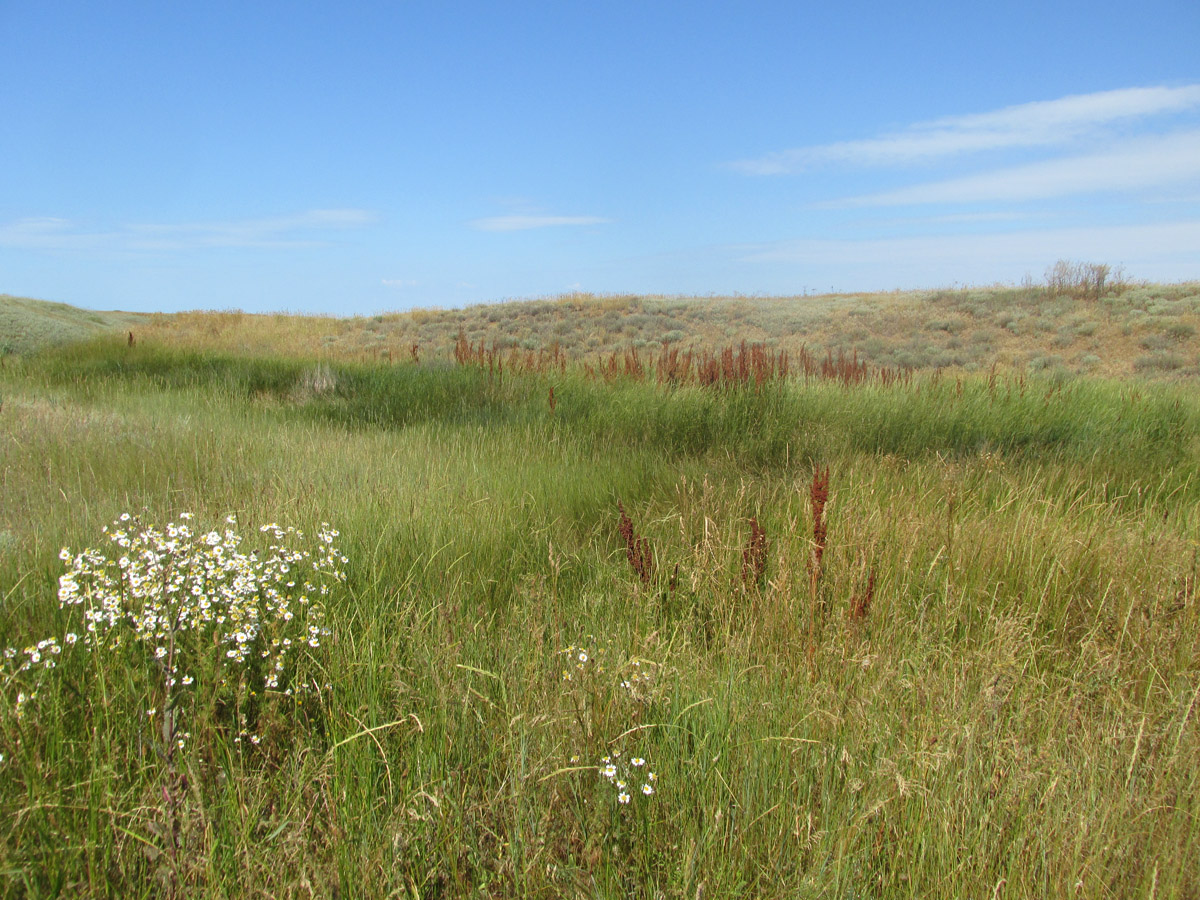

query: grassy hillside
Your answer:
[132,281,1200,380]
[0,294,148,357]
[1,335,1197,897]
[7,280,1200,380]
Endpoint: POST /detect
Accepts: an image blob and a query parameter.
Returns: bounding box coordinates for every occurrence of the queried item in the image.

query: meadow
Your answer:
[1,284,1199,897]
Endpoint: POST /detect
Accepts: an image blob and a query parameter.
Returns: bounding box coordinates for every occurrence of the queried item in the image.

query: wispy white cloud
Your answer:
[731,84,1200,174]
[874,211,1034,227]
[738,221,1200,270]
[0,209,378,251]
[381,278,417,288]
[829,130,1200,207]
[469,214,611,232]
[125,208,379,249]
[0,217,107,250]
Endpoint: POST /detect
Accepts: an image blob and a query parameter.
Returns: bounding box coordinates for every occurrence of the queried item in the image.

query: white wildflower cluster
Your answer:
[4,638,64,673]
[558,639,665,810]
[6,513,344,731]
[559,640,606,682]
[599,750,657,806]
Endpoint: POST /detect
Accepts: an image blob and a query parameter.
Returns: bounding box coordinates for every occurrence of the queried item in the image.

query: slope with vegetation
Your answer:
[0,294,148,357]
[7,273,1200,381]
[138,283,1200,381]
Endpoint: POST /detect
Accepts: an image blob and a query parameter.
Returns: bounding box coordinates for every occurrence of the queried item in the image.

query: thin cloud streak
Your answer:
[469,215,611,232]
[828,130,1200,207]
[731,84,1200,174]
[0,217,108,250]
[875,211,1032,226]
[738,220,1200,268]
[0,209,378,252]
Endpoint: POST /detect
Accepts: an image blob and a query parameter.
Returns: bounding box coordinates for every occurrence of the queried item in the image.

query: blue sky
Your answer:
[2,1,1199,315]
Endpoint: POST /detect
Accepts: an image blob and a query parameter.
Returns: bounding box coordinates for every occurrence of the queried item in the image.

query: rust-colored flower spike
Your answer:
[849,568,875,621]
[548,385,557,414]
[453,329,471,365]
[617,501,654,584]
[742,516,768,588]
[808,466,830,574]
[617,500,634,549]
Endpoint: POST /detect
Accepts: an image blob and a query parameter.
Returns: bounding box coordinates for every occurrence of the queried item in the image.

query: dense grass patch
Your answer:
[29,337,1200,471]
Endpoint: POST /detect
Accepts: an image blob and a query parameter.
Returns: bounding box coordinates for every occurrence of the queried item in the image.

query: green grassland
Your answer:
[1,288,1199,897]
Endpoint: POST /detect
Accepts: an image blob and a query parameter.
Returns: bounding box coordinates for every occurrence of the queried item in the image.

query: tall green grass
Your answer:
[31,337,1200,471]
[1,339,1198,897]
